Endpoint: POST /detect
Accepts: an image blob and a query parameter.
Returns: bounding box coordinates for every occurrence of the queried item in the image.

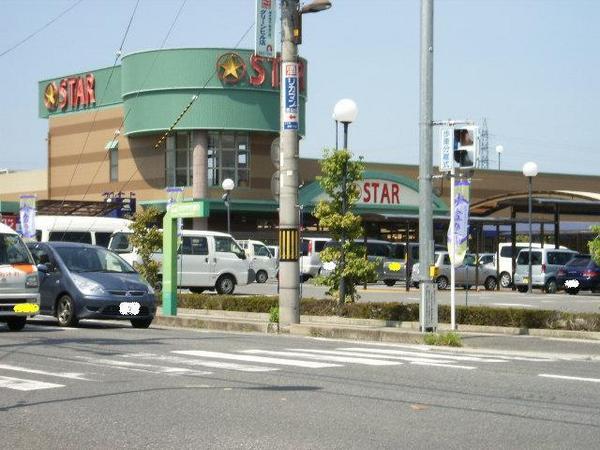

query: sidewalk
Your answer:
[153,308,600,357]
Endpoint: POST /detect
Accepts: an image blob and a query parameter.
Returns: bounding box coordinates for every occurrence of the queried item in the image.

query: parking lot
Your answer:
[236,280,600,314]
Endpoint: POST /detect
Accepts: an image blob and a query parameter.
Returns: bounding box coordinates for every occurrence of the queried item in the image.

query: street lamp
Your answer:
[495,145,504,171]
[333,98,358,303]
[522,161,538,294]
[221,178,235,235]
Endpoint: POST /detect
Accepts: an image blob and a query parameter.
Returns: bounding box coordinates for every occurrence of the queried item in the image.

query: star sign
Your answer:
[44,82,58,110]
[216,53,246,84]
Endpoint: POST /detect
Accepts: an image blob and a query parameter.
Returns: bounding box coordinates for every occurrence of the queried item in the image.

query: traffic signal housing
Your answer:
[453,126,479,169]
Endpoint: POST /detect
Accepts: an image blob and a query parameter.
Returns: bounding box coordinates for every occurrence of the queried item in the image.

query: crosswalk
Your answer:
[0,344,560,392]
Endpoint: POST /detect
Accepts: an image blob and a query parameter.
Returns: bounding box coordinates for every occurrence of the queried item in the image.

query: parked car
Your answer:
[478,253,496,267]
[33,215,132,247]
[411,252,498,290]
[497,243,542,288]
[300,237,330,280]
[27,241,156,328]
[556,255,600,295]
[0,223,40,331]
[513,247,578,293]
[237,239,278,283]
[109,229,253,295]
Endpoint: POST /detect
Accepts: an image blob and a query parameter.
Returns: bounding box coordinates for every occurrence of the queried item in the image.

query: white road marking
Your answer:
[287,348,453,364]
[122,353,278,372]
[242,350,400,366]
[74,357,212,376]
[173,350,341,369]
[539,374,600,383]
[410,362,476,370]
[0,364,91,381]
[0,375,64,391]
[339,347,506,363]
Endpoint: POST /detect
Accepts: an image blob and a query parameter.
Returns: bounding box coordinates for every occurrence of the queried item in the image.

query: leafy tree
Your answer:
[313,149,378,303]
[128,207,162,289]
[589,225,600,266]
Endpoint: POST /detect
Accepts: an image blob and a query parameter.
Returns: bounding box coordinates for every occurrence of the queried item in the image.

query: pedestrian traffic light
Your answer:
[453,126,479,169]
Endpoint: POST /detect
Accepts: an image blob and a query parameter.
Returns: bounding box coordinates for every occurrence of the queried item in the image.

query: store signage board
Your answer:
[283,62,299,130]
[439,127,453,172]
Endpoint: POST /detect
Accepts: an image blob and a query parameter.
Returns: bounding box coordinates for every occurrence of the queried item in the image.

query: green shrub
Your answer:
[269,306,279,324]
[424,332,463,347]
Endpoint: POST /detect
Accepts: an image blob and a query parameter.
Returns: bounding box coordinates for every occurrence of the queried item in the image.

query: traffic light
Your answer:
[453,126,479,169]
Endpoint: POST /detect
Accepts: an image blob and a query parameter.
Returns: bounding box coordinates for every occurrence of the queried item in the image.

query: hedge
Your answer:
[156,294,600,332]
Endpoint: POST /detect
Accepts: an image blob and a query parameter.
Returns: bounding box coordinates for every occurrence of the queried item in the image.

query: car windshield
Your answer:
[0,233,34,265]
[567,256,591,267]
[55,246,136,273]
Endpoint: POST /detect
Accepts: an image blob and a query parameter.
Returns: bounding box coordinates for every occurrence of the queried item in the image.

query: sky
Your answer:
[1,0,599,176]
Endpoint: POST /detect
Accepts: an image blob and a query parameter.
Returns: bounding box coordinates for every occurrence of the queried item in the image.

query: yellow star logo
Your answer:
[217,53,246,84]
[44,82,58,110]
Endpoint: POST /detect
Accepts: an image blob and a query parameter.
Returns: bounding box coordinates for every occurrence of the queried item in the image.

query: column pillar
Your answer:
[192,130,208,230]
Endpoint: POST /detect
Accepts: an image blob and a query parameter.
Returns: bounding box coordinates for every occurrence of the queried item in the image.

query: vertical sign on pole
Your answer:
[255,0,276,57]
[19,194,37,239]
[282,62,299,130]
[439,127,453,173]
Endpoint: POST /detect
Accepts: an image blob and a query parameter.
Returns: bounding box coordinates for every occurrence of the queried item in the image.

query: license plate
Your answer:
[523,277,529,284]
[388,262,402,272]
[119,302,141,316]
[13,303,39,314]
[565,279,580,289]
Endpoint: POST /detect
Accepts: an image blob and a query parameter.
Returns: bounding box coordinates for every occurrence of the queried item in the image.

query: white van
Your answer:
[0,223,40,331]
[237,239,278,283]
[109,229,253,295]
[34,215,132,247]
[497,243,566,288]
[300,237,330,280]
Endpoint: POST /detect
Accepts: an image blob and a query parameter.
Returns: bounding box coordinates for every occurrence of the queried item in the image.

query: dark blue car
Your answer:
[556,254,600,295]
[27,242,156,327]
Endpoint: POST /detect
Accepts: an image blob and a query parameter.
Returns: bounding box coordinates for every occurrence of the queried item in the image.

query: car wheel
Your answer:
[499,272,512,288]
[517,286,528,293]
[484,276,497,291]
[384,280,396,287]
[566,288,580,295]
[216,275,235,295]
[189,287,205,294]
[256,270,268,284]
[56,295,79,327]
[131,318,153,329]
[436,276,449,290]
[545,279,558,294]
[6,316,27,331]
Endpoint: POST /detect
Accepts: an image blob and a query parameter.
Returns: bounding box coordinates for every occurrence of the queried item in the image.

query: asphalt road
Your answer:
[236,280,600,314]
[2,319,600,449]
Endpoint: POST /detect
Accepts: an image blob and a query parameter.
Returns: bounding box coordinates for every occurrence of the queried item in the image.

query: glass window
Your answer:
[54,246,135,273]
[442,255,451,265]
[109,232,132,253]
[0,234,34,265]
[214,237,245,259]
[95,232,112,248]
[109,148,118,182]
[49,231,92,244]
[181,236,208,255]
[29,246,52,266]
[206,132,251,188]
[517,251,542,265]
[254,244,271,257]
[391,244,406,260]
[314,241,327,252]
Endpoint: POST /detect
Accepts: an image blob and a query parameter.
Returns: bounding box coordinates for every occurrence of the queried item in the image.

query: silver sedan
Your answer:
[411,252,498,290]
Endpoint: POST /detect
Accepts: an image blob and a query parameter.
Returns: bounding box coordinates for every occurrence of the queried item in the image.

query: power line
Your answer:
[0,0,85,58]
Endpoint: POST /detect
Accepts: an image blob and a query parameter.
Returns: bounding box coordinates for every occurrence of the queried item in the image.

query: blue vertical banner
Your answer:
[19,194,37,239]
[283,62,299,130]
[447,179,471,265]
[255,0,276,57]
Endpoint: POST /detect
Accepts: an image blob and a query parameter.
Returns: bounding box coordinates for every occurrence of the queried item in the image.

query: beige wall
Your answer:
[0,169,47,201]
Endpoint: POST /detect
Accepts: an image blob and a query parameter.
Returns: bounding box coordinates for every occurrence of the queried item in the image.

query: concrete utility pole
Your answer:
[192,131,208,230]
[418,0,437,331]
[278,0,301,326]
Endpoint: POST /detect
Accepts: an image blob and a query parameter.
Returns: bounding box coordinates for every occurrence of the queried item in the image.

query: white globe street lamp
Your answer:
[522,161,538,294]
[221,178,235,235]
[495,145,504,171]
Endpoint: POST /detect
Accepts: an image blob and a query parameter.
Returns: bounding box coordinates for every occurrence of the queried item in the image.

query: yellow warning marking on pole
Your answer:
[279,228,299,261]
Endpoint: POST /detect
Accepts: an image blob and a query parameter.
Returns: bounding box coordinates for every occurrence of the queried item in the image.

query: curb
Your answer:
[153,309,600,343]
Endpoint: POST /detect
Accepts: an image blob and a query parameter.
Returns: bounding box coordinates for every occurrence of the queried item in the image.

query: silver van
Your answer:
[514,248,577,293]
[0,223,40,331]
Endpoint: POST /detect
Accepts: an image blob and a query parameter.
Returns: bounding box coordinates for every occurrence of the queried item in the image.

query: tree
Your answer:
[128,207,162,289]
[313,148,378,303]
[589,225,600,266]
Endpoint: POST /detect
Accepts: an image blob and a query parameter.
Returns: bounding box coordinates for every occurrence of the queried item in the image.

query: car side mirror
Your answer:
[37,263,48,273]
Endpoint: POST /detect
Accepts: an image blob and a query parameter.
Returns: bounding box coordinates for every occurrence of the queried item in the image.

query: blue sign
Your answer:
[283,62,299,130]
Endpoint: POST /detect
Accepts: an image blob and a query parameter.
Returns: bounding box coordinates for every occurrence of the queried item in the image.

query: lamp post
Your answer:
[221,178,234,235]
[279,0,331,327]
[522,161,538,294]
[333,98,358,303]
[495,145,504,171]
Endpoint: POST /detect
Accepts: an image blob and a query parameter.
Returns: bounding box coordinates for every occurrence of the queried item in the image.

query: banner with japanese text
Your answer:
[19,194,37,239]
[255,0,276,57]
[447,180,471,266]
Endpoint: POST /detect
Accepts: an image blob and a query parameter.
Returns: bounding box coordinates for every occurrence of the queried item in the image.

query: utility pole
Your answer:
[278,0,301,326]
[418,0,437,332]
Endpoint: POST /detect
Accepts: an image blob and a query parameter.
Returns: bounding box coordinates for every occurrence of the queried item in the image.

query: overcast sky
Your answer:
[1,0,598,176]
